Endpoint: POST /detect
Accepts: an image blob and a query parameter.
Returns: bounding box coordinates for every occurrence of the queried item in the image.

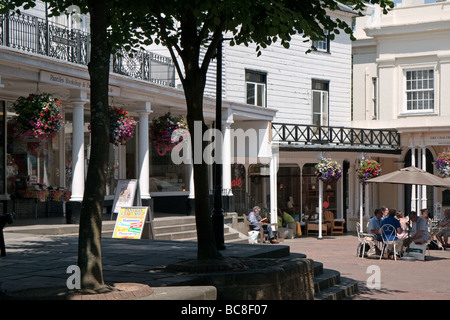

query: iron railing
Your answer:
[0,11,175,87]
[272,123,401,151]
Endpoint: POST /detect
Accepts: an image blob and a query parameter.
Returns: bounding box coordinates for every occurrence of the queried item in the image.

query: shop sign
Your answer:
[231,177,243,188]
[424,133,450,145]
[39,71,120,96]
[112,207,148,239]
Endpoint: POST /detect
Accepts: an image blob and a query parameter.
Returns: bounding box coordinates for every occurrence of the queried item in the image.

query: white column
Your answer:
[269,146,278,230]
[349,161,356,218]
[359,183,363,233]
[69,90,88,202]
[318,179,323,239]
[222,120,233,195]
[421,146,427,211]
[188,164,195,199]
[411,146,416,212]
[396,161,405,212]
[137,102,152,200]
[364,183,370,219]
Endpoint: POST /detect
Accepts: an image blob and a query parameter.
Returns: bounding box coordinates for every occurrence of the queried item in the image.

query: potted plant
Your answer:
[435,151,450,177]
[315,158,342,183]
[109,106,137,146]
[10,93,64,140]
[357,159,382,185]
[150,112,188,156]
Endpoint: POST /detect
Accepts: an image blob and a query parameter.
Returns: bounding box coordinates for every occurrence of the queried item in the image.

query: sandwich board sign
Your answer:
[112,206,148,239]
[111,179,138,220]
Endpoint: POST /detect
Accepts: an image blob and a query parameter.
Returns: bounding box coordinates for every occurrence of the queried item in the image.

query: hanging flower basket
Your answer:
[435,151,450,177]
[10,93,64,141]
[150,112,188,156]
[315,158,342,183]
[109,106,137,146]
[357,159,382,185]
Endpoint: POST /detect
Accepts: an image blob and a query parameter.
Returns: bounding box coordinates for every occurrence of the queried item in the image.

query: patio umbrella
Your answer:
[366,166,450,188]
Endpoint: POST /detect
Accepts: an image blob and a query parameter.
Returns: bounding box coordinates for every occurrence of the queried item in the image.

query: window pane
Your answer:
[245,71,266,83]
[247,83,255,105]
[257,84,264,107]
[313,91,321,113]
[405,69,434,111]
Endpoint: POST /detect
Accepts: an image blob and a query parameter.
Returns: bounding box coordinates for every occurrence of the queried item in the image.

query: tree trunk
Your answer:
[183,73,222,261]
[77,0,111,290]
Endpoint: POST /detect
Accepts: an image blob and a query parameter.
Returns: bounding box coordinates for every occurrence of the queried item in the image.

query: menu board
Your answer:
[112,207,148,239]
[112,179,138,214]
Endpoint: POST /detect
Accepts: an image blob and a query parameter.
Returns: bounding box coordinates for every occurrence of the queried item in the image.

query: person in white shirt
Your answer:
[404,211,429,247]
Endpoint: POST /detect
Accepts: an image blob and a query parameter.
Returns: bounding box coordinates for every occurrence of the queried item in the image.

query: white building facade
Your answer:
[200,4,401,233]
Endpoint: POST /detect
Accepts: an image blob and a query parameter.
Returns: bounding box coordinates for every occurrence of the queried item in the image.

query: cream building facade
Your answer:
[352,0,450,222]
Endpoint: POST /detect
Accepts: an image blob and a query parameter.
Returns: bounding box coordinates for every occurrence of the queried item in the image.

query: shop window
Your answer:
[6,103,62,194]
[231,164,246,214]
[302,163,337,219]
[249,164,270,211]
[277,166,300,215]
[150,145,188,192]
[64,117,120,196]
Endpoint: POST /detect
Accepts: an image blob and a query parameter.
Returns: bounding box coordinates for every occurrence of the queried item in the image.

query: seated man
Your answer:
[368,208,383,241]
[403,211,429,247]
[437,208,450,247]
[380,208,403,237]
[248,206,278,244]
[380,208,403,257]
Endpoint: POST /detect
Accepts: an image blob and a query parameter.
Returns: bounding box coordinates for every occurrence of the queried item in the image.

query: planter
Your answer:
[435,152,450,177]
[109,107,137,146]
[357,159,382,185]
[315,158,342,183]
[150,112,188,154]
[10,93,64,141]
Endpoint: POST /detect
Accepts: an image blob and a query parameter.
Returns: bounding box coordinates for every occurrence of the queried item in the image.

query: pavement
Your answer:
[284,236,450,300]
[1,220,450,303]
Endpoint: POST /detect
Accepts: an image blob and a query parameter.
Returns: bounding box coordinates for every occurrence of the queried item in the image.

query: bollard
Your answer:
[0,213,14,257]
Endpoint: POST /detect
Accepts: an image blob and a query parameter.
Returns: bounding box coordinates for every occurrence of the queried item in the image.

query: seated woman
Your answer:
[396,211,409,240]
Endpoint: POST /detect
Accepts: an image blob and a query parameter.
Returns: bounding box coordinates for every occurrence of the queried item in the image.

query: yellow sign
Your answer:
[112,207,148,239]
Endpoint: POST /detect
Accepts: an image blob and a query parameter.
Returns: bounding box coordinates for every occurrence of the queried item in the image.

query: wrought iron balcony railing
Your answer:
[0,11,175,87]
[272,123,401,152]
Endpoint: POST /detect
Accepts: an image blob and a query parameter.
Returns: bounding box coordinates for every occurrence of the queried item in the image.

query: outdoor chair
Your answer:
[324,210,345,235]
[380,224,401,261]
[356,222,375,258]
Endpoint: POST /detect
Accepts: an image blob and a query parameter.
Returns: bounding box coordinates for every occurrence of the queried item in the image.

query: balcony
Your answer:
[272,123,401,154]
[0,11,175,87]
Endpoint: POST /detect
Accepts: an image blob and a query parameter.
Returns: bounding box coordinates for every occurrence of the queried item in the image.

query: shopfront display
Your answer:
[302,163,337,220]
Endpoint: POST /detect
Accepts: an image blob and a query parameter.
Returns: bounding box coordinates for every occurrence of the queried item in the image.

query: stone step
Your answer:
[312,263,359,300]
[314,268,341,293]
[156,225,248,244]
[314,277,359,300]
